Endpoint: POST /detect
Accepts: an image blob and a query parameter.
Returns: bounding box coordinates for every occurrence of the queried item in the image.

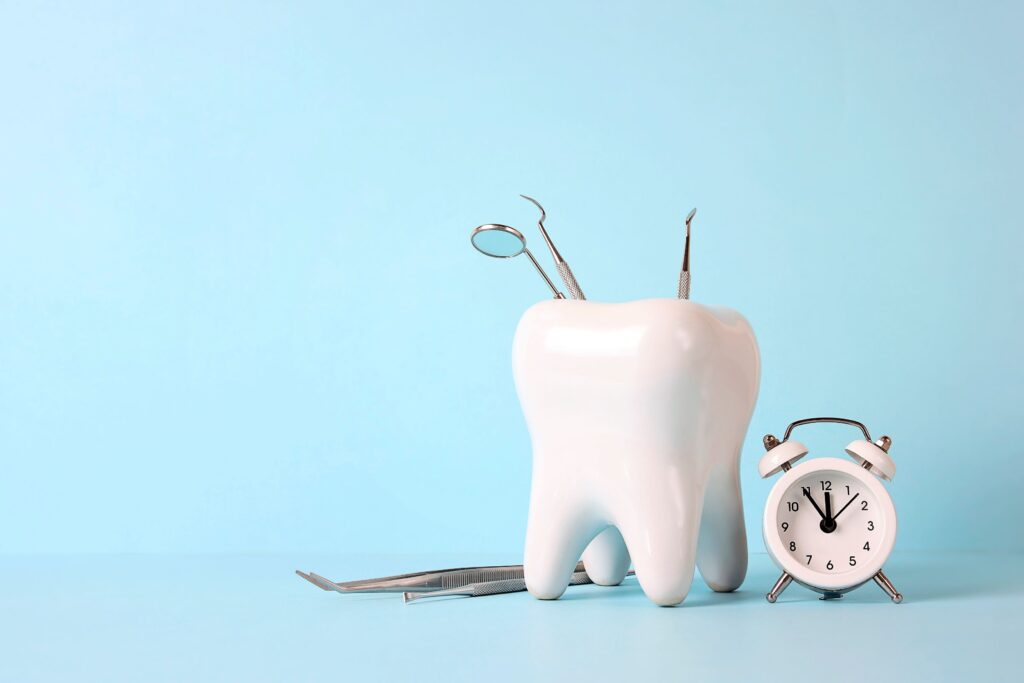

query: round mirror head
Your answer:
[471,224,526,258]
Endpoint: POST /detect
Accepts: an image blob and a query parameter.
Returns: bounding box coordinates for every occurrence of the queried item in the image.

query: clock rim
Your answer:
[762,456,897,591]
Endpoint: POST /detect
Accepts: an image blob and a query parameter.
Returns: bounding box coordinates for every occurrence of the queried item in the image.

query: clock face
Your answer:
[775,468,883,577]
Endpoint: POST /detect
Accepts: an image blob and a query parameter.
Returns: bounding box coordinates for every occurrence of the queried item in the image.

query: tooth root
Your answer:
[523,486,598,600]
[581,527,631,586]
[697,459,748,592]
[618,475,704,607]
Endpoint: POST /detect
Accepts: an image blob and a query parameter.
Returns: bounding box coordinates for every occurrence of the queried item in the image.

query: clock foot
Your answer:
[766,572,792,603]
[873,570,903,603]
[819,591,844,600]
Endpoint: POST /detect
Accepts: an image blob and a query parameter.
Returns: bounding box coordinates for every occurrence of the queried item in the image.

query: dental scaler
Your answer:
[677,208,696,299]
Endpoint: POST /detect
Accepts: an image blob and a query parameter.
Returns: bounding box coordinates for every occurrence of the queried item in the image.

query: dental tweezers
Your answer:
[295,561,586,593]
[404,569,636,603]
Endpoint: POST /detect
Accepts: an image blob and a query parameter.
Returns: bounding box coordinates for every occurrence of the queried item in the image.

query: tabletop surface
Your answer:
[2,551,1018,682]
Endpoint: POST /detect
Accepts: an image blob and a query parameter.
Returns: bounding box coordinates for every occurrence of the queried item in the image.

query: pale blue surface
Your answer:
[0,2,1022,677]
[1,552,1019,681]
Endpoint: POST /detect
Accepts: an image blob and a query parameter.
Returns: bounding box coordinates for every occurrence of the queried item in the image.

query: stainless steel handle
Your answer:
[677,271,690,300]
[403,569,636,603]
[556,261,585,300]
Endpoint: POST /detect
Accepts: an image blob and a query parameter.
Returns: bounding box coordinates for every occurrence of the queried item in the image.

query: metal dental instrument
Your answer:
[403,569,636,603]
[677,208,696,299]
[471,224,565,299]
[296,570,347,592]
[296,562,586,594]
[519,194,586,300]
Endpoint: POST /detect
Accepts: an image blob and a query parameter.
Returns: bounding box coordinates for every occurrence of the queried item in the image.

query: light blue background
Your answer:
[2,0,1022,560]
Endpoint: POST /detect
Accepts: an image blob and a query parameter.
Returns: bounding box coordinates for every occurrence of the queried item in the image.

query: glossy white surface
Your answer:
[757,440,809,478]
[512,298,760,606]
[763,457,897,591]
[845,439,897,481]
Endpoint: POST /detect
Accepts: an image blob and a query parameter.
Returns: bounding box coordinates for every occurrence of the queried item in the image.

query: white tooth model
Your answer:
[513,299,760,606]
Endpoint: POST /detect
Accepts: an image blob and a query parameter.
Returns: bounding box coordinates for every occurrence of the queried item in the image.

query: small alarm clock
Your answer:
[758,417,903,603]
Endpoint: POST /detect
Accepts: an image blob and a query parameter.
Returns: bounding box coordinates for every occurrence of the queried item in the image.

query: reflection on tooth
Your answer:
[544,324,647,356]
[513,299,760,606]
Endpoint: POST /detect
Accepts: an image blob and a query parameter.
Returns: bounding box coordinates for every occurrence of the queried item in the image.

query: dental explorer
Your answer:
[519,195,586,300]
[677,208,696,299]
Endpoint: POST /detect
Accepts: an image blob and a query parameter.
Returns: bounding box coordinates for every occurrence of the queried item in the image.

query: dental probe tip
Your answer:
[519,194,545,220]
[404,591,446,603]
[296,570,332,591]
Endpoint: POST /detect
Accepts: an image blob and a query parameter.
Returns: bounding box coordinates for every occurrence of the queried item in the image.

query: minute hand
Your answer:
[832,493,860,522]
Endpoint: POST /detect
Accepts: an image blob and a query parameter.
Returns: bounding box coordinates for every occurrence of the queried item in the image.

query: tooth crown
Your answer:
[512,298,760,606]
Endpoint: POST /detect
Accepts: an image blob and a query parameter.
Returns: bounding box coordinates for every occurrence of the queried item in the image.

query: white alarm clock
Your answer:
[759,417,903,603]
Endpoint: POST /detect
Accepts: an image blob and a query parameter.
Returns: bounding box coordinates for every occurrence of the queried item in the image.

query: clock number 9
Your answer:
[781,522,789,532]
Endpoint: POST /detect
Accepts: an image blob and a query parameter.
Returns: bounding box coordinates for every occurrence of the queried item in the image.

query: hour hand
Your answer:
[801,487,827,520]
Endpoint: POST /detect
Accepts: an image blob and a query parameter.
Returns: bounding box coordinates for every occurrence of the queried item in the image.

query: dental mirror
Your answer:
[471,224,565,299]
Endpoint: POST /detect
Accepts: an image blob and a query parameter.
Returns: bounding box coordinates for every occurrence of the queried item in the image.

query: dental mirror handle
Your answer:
[524,248,566,299]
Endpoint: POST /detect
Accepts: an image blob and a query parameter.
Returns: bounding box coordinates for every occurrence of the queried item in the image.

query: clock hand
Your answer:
[801,487,827,520]
[824,491,833,521]
[803,487,838,534]
[832,493,860,522]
